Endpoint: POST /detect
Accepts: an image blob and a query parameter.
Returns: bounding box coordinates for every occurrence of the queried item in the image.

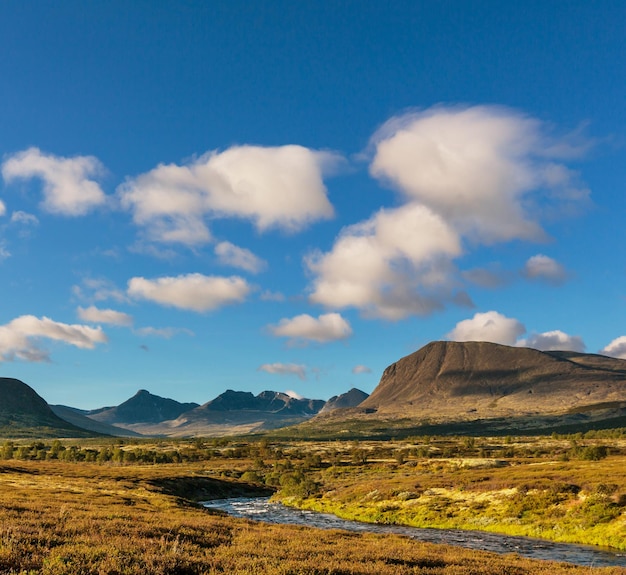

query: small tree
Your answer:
[2,441,14,460]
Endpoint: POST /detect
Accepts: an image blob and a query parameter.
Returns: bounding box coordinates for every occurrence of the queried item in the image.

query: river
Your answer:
[203,496,626,568]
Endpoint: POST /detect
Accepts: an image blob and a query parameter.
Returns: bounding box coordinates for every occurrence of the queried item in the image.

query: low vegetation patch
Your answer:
[0,434,624,573]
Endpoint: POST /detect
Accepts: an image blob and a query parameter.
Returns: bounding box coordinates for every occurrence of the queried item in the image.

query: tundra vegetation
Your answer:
[0,431,625,574]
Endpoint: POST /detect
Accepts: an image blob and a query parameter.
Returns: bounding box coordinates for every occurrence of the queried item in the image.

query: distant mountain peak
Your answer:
[87,390,199,425]
[320,388,369,413]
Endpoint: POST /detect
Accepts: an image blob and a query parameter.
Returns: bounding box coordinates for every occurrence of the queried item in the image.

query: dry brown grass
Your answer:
[0,459,622,574]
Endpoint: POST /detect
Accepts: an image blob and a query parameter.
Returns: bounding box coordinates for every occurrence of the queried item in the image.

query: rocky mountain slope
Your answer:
[320,388,369,413]
[112,390,327,436]
[357,341,626,420]
[86,390,199,425]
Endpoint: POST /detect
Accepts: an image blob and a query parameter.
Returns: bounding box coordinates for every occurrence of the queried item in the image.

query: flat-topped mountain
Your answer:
[358,341,626,420]
[0,378,96,438]
[87,389,199,425]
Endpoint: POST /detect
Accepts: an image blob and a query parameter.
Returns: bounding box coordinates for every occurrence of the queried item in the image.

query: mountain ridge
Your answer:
[86,389,200,425]
[355,341,626,420]
[5,341,626,438]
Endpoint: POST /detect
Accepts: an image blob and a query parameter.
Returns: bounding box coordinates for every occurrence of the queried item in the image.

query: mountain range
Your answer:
[3,340,626,438]
[49,387,366,437]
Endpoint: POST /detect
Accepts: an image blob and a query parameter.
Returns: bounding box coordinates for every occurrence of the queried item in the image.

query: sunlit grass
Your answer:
[0,434,624,573]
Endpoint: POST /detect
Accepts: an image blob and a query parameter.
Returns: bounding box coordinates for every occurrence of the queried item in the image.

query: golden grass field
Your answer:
[0,434,624,574]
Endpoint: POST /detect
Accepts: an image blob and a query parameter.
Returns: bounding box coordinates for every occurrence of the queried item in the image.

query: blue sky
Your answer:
[0,1,625,409]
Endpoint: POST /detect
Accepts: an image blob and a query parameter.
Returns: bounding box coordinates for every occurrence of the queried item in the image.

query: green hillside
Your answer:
[0,378,98,438]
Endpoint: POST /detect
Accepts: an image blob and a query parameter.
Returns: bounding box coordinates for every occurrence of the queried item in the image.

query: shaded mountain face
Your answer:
[0,378,94,437]
[188,390,325,418]
[358,341,626,420]
[87,390,199,425]
[320,388,369,413]
[120,390,327,437]
[51,405,143,437]
[83,389,328,436]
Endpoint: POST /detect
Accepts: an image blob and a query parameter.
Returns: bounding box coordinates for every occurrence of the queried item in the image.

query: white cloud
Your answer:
[518,330,586,352]
[2,148,106,216]
[118,145,341,245]
[77,305,133,327]
[134,326,194,338]
[600,336,626,360]
[72,278,128,303]
[306,105,589,322]
[257,363,307,380]
[10,211,39,225]
[268,312,352,344]
[127,273,251,312]
[0,315,107,362]
[370,106,588,243]
[307,203,462,319]
[214,241,267,274]
[352,365,372,374]
[523,254,568,285]
[0,200,5,217]
[0,245,10,260]
[447,311,526,346]
[284,389,304,399]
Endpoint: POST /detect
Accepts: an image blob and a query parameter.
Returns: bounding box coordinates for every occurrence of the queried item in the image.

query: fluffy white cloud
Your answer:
[352,364,372,374]
[307,203,462,319]
[2,148,106,215]
[518,330,585,352]
[127,273,251,312]
[370,106,587,243]
[118,145,340,245]
[268,312,352,344]
[77,306,133,327]
[0,200,5,217]
[447,312,588,352]
[306,105,589,322]
[447,311,526,346]
[523,254,568,285]
[0,315,107,362]
[214,241,267,274]
[600,336,626,359]
[257,363,307,380]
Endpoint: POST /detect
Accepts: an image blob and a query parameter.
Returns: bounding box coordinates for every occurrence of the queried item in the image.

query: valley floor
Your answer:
[0,434,624,574]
